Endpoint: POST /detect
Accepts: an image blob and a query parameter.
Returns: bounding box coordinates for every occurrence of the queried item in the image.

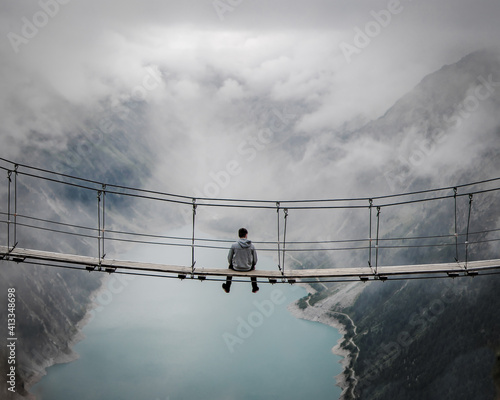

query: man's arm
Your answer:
[251,246,258,269]
[228,247,234,267]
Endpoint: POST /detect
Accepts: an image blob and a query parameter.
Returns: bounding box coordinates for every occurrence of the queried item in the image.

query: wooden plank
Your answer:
[1,246,99,266]
[1,246,499,280]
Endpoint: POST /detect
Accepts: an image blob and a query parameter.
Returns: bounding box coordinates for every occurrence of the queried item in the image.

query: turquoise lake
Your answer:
[33,233,343,400]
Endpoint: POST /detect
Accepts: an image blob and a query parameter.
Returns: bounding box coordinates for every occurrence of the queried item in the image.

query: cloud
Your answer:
[1,0,500,246]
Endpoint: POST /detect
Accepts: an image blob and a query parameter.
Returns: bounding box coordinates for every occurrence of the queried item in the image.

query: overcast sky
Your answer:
[1,0,500,203]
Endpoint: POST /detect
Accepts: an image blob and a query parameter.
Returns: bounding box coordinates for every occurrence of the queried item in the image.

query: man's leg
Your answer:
[251,277,259,293]
[222,276,232,293]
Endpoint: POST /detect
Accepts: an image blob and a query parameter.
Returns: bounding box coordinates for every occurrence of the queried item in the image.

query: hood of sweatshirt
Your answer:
[238,238,252,248]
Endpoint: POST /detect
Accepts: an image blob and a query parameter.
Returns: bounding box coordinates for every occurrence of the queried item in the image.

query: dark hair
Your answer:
[238,228,248,238]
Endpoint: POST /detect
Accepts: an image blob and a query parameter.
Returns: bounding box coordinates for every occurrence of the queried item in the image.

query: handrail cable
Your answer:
[2,211,500,249]
[6,217,500,253]
[1,157,500,209]
[2,158,500,279]
[13,259,500,285]
[4,164,500,210]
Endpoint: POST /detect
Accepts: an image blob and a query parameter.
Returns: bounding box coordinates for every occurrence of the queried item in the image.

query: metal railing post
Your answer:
[191,199,197,275]
[465,193,474,269]
[375,206,381,275]
[368,199,373,271]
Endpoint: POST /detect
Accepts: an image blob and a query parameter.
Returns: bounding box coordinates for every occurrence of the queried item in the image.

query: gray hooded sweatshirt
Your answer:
[228,238,258,271]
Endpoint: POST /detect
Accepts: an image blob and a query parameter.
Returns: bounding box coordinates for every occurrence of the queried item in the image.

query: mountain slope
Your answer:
[295,49,500,400]
[0,102,157,398]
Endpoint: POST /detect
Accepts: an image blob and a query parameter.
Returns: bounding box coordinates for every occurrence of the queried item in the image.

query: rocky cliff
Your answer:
[292,49,500,399]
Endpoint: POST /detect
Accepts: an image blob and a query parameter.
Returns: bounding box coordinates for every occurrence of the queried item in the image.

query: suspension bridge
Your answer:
[1,158,500,284]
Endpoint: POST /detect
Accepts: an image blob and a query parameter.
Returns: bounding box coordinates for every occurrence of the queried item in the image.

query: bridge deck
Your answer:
[1,246,499,281]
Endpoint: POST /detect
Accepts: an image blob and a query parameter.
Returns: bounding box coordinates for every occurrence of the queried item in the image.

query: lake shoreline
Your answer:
[25,276,107,397]
[287,301,353,397]
[28,276,361,399]
[30,275,346,399]
[287,282,365,399]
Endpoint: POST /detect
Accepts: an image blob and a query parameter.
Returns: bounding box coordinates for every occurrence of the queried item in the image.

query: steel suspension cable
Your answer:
[9,217,500,253]
[11,259,500,285]
[191,199,197,274]
[282,208,289,278]
[13,165,18,247]
[465,194,473,269]
[2,157,500,209]
[7,209,498,246]
[3,157,500,274]
[368,199,373,272]
[102,185,106,260]
[276,202,282,274]
[454,187,459,262]
[97,191,102,262]
[6,169,11,249]
[375,207,381,274]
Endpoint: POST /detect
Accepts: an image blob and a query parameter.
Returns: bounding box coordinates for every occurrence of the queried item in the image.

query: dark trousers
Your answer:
[225,275,258,289]
[226,265,258,289]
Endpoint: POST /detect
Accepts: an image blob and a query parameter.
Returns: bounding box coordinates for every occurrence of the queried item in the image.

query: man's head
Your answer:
[238,228,248,238]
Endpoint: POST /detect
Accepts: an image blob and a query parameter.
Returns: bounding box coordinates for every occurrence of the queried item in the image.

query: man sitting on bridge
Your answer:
[223,228,259,293]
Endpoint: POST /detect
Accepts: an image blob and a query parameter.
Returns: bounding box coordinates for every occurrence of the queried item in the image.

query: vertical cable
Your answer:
[276,202,282,273]
[7,170,12,249]
[101,184,106,259]
[191,199,197,275]
[453,187,459,262]
[465,193,473,269]
[368,199,373,271]
[282,208,289,277]
[97,191,102,264]
[13,165,18,247]
[375,206,381,275]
